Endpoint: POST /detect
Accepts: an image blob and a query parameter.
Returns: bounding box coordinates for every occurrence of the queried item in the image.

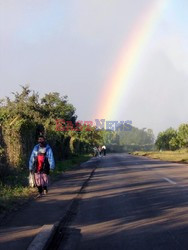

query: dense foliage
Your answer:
[0,86,103,174]
[101,126,155,152]
[155,124,188,151]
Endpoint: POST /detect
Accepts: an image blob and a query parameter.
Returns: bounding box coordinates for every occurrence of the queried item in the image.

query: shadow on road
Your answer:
[65,154,188,250]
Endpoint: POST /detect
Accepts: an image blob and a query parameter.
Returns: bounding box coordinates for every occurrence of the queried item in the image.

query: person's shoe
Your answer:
[43,189,48,195]
[37,193,42,198]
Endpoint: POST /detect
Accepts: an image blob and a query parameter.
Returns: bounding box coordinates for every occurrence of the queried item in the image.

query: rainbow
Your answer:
[94,0,168,121]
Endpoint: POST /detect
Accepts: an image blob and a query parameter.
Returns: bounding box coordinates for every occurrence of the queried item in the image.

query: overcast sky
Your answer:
[0,0,188,135]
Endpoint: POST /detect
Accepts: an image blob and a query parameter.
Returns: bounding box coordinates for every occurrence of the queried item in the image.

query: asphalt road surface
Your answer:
[59,153,188,250]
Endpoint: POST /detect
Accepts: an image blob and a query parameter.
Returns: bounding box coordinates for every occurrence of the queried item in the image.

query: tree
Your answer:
[155,128,177,150]
[177,124,188,148]
[169,136,180,151]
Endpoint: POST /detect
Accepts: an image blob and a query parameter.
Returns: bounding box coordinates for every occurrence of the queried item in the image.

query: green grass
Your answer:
[0,154,91,215]
[50,154,92,180]
[0,183,36,213]
[132,148,188,163]
[56,154,91,173]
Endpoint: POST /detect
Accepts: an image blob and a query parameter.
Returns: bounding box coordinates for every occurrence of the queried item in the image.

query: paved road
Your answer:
[59,153,188,250]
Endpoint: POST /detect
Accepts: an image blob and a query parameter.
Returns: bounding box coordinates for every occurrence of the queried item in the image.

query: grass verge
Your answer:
[132,148,188,163]
[0,154,91,216]
[51,154,92,180]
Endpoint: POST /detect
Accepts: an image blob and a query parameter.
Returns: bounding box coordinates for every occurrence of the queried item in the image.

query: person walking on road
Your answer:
[102,145,106,156]
[98,146,102,157]
[29,135,55,197]
[93,146,98,157]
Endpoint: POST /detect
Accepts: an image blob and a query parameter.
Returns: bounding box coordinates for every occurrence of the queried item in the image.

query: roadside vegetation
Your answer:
[133,125,188,163]
[101,126,155,152]
[0,85,101,215]
[133,148,188,163]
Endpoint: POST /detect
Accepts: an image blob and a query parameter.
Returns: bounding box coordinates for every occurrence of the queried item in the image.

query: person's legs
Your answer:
[43,186,48,194]
[38,186,43,193]
[34,173,42,197]
[41,173,49,194]
[37,186,42,197]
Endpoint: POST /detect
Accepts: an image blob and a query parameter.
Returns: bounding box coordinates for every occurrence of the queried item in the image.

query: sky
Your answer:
[0,0,188,135]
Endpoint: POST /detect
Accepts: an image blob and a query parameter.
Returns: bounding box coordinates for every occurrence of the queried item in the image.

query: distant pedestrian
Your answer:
[98,146,102,157]
[29,135,55,197]
[93,146,98,157]
[102,145,106,156]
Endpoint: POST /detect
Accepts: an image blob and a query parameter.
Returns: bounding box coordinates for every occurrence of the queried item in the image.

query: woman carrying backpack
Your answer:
[29,135,55,197]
